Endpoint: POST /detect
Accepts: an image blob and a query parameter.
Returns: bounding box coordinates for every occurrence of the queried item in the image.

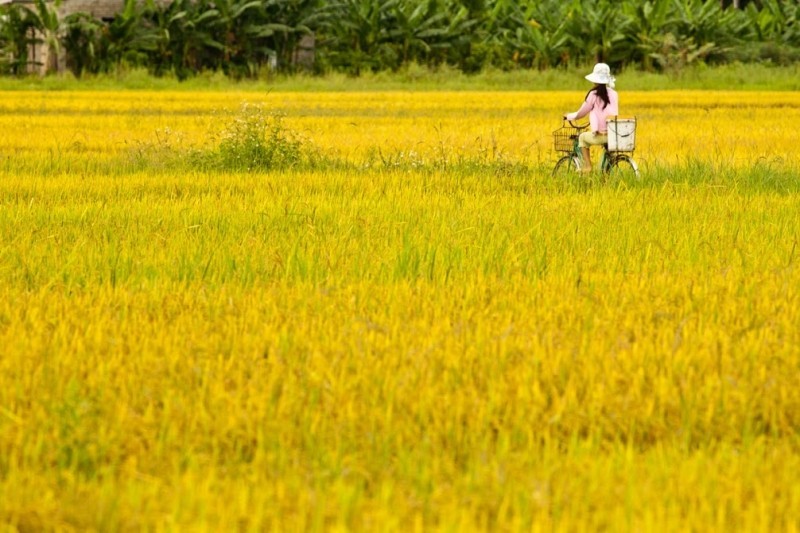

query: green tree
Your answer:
[61,12,105,76]
[0,2,38,75]
[102,0,160,69]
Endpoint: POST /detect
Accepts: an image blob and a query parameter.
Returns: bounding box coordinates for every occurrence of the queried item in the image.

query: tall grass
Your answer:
[0,88,799,530]
[2,63,800,92]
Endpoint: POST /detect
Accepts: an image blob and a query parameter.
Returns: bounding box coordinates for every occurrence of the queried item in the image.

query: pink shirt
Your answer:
[566,88,619,133]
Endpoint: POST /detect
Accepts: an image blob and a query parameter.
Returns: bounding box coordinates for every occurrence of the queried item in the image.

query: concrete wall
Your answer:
[15,0,127,73]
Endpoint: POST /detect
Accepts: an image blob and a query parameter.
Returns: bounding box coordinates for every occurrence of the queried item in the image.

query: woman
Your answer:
[564,63,619,173]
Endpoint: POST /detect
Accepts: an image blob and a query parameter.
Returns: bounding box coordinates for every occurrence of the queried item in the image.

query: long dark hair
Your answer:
[585,84,610,109]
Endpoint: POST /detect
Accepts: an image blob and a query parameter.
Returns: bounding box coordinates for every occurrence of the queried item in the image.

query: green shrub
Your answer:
[728,42,800,66]
[203,104,314,171]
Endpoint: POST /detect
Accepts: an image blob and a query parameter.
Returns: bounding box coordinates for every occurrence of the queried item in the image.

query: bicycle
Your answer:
[552,117,640,179]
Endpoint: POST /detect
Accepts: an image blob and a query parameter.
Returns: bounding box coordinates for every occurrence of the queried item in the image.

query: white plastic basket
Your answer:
[607,116,636,152]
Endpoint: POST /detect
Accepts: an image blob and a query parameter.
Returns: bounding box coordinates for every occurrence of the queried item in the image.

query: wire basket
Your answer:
[552,124,585,153]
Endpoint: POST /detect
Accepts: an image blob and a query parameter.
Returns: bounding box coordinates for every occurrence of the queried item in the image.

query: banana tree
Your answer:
[0,2,37,74]
[147,0,223,78]
[317,0,399,74]
[561,0,632,65]
[671,0,753,62]
[207,0,277,77]
[514,1,572,69]
[436,3,478,68]
[27,0,61,72]
[102,0,160,69]
[476,0,530,68]
[61,12,105,76]
[620,0,675,70]
[745,0,800,46]
[385,0,446,65]
[266,0,324,72]
[472,0,565,69]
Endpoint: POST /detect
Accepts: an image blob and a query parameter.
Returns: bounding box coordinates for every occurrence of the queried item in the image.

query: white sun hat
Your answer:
[585,63,615,87]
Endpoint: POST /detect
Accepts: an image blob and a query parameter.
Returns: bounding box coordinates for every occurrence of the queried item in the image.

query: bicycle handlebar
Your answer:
[563,117,589,130]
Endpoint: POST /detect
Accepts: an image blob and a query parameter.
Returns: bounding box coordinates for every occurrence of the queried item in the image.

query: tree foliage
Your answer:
[0,0,798,78]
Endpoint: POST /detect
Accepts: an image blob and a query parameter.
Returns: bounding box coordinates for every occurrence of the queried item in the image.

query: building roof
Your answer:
[1,0,127,19]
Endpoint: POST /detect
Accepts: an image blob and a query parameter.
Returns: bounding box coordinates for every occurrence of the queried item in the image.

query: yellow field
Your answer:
[0,89,799,531]
[1,90,797,167]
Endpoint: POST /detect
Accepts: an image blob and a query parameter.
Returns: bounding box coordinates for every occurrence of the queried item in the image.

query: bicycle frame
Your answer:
[552,119,639,179]
[570,128,613,171]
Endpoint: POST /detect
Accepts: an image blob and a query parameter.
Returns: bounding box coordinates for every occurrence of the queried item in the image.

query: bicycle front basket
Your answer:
[552,125,582,153]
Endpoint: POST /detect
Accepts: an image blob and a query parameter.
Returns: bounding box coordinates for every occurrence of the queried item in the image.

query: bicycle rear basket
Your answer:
[552,125,583,153]
[607,116,636,152]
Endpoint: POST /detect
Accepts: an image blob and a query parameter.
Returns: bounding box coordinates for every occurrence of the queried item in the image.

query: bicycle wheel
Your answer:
[552,154,581,177]
[606,154,640,180]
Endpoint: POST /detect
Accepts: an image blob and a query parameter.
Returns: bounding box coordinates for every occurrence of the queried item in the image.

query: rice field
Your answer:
[1,87,799,531]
